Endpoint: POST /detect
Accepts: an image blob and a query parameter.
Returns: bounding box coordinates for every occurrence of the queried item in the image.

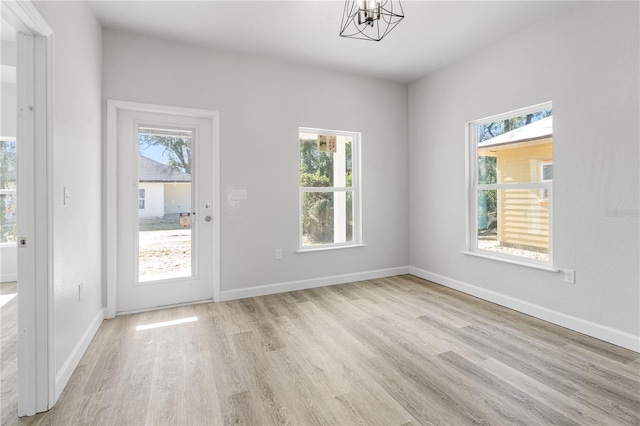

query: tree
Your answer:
[300,172,333,243]
[139,134,192,173]
[477,109,552,143]
[299,138,333,182]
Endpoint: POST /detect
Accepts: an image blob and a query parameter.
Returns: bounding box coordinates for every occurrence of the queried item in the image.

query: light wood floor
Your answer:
[1,281,18,425]
[4,275,640,425]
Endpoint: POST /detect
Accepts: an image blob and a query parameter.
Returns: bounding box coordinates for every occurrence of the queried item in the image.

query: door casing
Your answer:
[2,0,55,415]
[105,100,221,318]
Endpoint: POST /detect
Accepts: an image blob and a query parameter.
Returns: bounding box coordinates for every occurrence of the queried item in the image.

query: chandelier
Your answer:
[339,0,404,42]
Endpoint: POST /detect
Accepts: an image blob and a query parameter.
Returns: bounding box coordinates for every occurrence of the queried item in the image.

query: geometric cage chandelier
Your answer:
[339,0,405,42]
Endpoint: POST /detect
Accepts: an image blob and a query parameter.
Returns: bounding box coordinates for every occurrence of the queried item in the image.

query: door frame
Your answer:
[105,100,221,318]
[2,0,54,415]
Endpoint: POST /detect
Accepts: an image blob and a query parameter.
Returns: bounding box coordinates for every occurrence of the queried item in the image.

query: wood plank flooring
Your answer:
[4,275,640,425]
[1,281,18,426]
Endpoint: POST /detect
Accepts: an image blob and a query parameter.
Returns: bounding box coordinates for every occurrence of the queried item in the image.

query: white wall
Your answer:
[1,83,16,136]
[409,2,639,349]
[33,1,103,385]
[0,244,17,282]
[103,29,409,296]
[138,182,164,218]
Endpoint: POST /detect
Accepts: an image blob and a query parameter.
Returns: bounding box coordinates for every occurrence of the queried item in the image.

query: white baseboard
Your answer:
[55,308,105,400]
[220,266,411,301]
[408,266,640,353]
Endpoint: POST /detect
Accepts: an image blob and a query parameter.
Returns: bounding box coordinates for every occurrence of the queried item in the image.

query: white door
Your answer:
[116,109,215,313]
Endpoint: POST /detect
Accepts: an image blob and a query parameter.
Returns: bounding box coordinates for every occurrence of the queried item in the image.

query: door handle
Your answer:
[205,215,212,222]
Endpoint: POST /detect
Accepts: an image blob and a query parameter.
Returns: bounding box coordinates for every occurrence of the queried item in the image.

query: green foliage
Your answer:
[299,139,333,183]
[477,156,497,228]
[299,137,354,245]
[300,171,331,188]
[139,134,192,173]
[300,172,333,244]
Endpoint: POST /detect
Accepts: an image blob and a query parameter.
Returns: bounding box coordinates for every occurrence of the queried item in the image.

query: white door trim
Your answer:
[105,100,221,318]
[2,0,55,415]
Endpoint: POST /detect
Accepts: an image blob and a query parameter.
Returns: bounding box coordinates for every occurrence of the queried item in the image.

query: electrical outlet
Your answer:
[275,249,282,260]
[564,269,575,284]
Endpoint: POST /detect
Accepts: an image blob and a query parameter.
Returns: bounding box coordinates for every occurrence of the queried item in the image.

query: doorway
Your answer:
[108,102,220,315]
[1,0,54,417]
[0,16,19,423]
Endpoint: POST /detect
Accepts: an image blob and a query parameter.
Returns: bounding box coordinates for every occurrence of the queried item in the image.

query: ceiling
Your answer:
[89,0,575,84]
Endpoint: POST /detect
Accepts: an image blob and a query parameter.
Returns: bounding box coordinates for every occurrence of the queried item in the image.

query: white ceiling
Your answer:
[89,0,576,84]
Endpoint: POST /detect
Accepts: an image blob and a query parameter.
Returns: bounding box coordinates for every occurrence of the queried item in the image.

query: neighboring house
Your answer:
[138,155,192,218]
[478,116,552,253]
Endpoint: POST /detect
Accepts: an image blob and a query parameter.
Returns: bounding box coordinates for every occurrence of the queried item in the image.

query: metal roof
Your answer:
[478,115,552,149]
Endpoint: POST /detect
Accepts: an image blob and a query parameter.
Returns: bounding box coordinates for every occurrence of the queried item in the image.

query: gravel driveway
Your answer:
[138,229,192,279]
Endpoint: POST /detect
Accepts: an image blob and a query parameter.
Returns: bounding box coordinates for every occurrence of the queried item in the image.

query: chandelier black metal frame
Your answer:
[339,0,404,42]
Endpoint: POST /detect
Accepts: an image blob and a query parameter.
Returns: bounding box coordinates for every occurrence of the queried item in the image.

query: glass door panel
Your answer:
[137,126,194,283]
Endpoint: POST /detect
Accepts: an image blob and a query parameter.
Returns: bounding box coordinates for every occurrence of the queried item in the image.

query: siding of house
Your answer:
[496,139,552,251]
[164,183,191,215]
[138,182,164,217]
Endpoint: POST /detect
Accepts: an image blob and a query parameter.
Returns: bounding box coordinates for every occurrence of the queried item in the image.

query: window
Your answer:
[299,128,361,250]
[0,138,17,244]
[138,189,146,209]
[539,161,553,202]
[468,103,553,265]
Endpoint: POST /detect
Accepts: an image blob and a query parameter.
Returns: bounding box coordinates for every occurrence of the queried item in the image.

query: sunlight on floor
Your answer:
[136,316,198,331]
[0,293,16,309]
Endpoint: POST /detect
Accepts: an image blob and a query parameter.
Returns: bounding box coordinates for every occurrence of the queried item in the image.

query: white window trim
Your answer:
[465,102,554,269]
[298,127,362,251]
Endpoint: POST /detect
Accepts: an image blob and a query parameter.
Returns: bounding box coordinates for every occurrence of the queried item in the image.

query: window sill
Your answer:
[461,250,559,272]
[297,244,366,253]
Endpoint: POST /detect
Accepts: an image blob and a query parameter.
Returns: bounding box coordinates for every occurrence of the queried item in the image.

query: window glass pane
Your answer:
[301,191,354,246]
[302,191,334,245]
[0,139,17,243]
[477,155,497,185]
[300,133,353,188]
[477,189,550,262]
[138,189,146,209]
[0,193,17,243]
[138,126,193,282]
[477,109,553,185]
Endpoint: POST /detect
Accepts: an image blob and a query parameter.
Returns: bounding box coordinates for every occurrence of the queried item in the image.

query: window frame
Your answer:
[538,160,553,202]
[465,102,554,269]
[138,188,146,210]
[298,127,362,252]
